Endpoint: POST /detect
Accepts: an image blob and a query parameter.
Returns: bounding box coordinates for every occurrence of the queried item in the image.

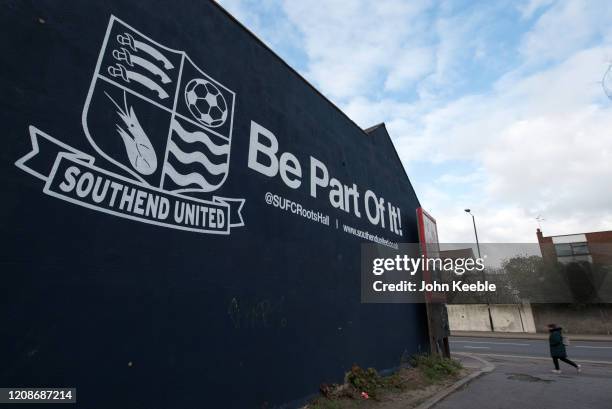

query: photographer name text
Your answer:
[373,280,497,293]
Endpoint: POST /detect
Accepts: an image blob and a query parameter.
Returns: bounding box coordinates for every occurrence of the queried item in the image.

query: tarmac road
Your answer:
[435,353,612,409]
[450,336,612,363]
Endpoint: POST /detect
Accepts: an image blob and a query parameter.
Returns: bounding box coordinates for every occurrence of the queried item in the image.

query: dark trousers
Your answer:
[553,356,578,370]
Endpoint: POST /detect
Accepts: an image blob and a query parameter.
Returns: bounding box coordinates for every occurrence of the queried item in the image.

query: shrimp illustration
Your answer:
[105,91,157,175]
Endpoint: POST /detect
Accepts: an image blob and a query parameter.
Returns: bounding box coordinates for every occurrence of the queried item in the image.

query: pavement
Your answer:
[430,337,612,409]
[414,354,494,409]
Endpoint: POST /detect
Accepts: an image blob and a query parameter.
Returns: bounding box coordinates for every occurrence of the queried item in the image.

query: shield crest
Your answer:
[83,16,235,192]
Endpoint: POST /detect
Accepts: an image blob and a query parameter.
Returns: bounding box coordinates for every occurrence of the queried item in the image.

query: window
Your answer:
[554,243,572,257]
[554,242,589,257]
[571,242,589,255]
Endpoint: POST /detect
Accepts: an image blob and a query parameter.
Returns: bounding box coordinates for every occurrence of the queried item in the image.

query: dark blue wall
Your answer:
[1,1,429,407]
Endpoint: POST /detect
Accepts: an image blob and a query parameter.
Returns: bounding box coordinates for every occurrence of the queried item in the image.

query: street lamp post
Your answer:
[464,209,481,259]
[464,209,494,331]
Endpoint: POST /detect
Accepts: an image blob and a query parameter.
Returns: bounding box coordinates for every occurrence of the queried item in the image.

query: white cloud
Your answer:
[219,0,612,243]
[280,0,434,100]
[415,47,612,242]
[347,43,612,242]
[339,3,612,243]
[384,47,434,91]
[519,0,612,64]
[484,107,612,221]
[518,0,556,19]
[435,170,485,185]
[216,0,303,63]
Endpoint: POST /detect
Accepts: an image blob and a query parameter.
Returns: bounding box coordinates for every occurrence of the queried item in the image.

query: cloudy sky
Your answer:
[218,0,612,243]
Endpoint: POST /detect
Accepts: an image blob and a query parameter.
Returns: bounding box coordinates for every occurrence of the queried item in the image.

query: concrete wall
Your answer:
[532,304,612,334]
[490,304,536,333]
[449,303,612,335]
[447,304,492,332]
[448,304,536,333]
[519,303,537,333]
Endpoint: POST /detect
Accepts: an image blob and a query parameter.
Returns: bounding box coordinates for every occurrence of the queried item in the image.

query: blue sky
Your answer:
[218,0,612,242]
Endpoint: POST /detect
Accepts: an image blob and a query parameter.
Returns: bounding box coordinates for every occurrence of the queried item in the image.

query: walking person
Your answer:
[548,323,581,374]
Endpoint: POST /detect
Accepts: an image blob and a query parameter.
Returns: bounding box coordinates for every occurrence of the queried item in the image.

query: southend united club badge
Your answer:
[16,15,245,234]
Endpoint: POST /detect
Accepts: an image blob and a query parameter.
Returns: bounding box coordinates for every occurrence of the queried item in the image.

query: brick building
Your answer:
[537,228,612,264]
[533,229,612,335]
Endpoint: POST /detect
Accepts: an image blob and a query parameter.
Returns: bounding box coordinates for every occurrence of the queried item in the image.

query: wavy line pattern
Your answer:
[164,162,219,191]
[172,119,230,156]
[167,140,228,175]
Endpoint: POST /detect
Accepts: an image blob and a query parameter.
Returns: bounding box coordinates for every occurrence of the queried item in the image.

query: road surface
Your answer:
[436,337,612,409]
[450,336,612,363]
